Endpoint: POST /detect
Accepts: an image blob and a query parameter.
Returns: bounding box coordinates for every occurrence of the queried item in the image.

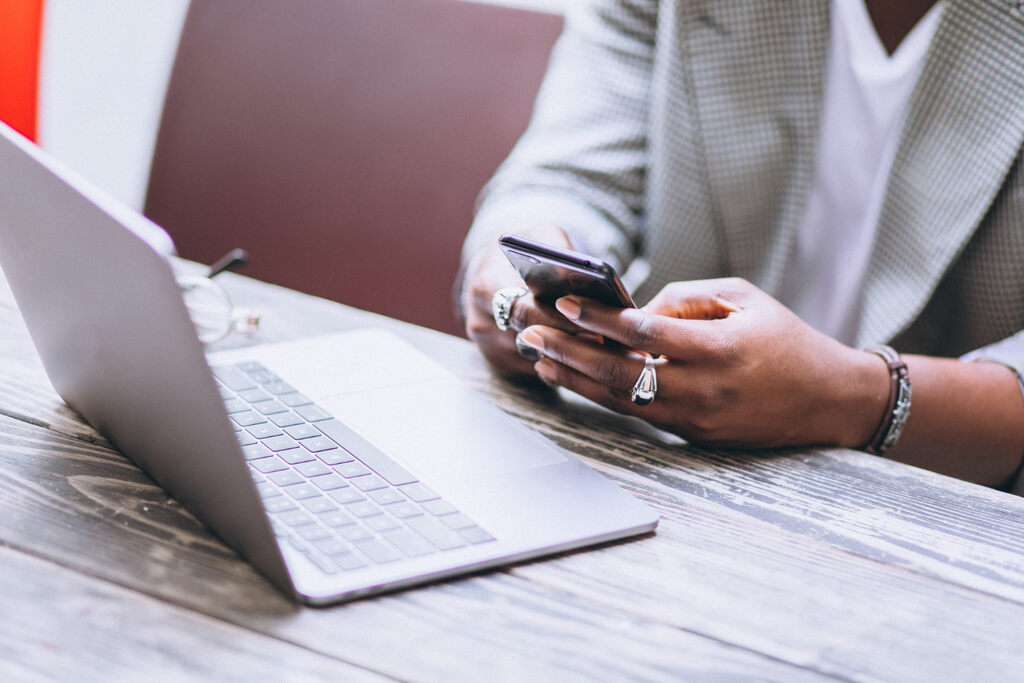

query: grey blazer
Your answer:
[465,0,1024,486]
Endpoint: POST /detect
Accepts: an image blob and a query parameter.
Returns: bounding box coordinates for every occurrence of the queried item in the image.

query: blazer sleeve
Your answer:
[461,0,658,273]
[960,333,1024,495]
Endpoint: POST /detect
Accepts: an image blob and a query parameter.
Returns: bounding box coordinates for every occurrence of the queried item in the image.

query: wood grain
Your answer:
[0,546,383,681]
[3,263,1024,680]
[0,414,835,681]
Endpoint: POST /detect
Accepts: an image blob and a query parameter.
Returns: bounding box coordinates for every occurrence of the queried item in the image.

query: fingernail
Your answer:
[555,296,581,321]
[515,329,543,360]
[534,359,558,387]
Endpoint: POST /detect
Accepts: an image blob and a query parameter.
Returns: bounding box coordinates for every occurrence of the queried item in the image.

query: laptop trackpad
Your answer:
[319,379,566,483]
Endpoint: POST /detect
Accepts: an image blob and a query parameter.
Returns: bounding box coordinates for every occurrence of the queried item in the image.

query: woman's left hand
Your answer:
[516,277,889,449]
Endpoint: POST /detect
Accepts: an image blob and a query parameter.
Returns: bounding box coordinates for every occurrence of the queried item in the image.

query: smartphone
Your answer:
[498,233,635,308]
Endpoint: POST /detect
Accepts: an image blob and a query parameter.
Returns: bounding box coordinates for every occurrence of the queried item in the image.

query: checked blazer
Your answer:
[466,0,1024,379]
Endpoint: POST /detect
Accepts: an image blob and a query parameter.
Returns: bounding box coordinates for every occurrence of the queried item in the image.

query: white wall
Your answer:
[37,0,190,210]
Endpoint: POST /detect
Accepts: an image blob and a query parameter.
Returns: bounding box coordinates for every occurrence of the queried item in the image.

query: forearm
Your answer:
[879,356,1024,489]
[463,0,656,273]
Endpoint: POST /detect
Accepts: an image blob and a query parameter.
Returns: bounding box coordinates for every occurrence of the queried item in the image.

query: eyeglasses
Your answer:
[178,248,261,345]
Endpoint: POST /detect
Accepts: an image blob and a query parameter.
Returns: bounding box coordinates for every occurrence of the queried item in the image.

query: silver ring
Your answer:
[630,355,658,406]
[491,287,528,332]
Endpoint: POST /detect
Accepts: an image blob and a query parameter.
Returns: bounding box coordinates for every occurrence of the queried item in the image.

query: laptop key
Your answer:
[305,552,339,575]
[255,400,289,416]
[236,431,258,447]
[237,388,272,403]
[346,501,383,518]
[387,502,424,519]
[353,539,402,564]
[459,526,496,544]
[256,482,281,498]
[286,484,322,500]
[269,470,304,487]
[317,419,418,486]
[264,497,297,514]
[311,473,348,491]
[368,488,405,505]
[248,424,283,440]
[302,497,337,514]
[335,462,371,478]
[301,437,339,453]
[329,488,365,504]
[223,398,249,414]
[398,483,441,503]
[248,369,281,384]
[285,424,320,440]
[352,475,388,492]
[236,361,266,373]
[319,510,357,527]
[296,404,331,422]
[279,392,313,408]
[212,365,257,391]
[231,411,267,427]
[286,536,313,556]
[262,434,299,451]
[313,538,352,557]
[241,444,273,461]
[279,510,314,527]
[366,515,400,532]
[263,381,296,395]
[381,529,436,558]
[422,499,457,516]
[269,518,290,536]
[338,526,372,542]
[318,449,355,466]
[333,552,370,571]
[406,515,467,550]
[251,456,289,474]
[269,412,305,428]
[439,513,476,530]
[297,524,332,542]
[279,449,316,465]
[295,460,332,478]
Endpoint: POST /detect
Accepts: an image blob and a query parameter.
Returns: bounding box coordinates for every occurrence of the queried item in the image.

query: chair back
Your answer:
[145,0,561,335]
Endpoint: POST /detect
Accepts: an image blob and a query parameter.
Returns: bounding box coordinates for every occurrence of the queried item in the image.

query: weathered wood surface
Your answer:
[0,545,384,682]
[2,263,1024,680]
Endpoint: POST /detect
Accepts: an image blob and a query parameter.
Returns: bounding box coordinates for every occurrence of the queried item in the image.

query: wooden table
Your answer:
[2,262,1023,681]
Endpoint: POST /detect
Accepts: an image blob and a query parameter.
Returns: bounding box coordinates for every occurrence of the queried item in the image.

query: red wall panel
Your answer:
[0,0,44,140]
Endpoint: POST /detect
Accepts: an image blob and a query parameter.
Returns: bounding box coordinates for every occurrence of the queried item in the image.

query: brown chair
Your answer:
[144,0,561,336]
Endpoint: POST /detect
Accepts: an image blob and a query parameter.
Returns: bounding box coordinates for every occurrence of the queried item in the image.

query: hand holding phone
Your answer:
[498,234,635,309]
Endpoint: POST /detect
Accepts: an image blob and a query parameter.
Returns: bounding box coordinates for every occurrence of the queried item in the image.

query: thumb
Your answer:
[642,278,749,320]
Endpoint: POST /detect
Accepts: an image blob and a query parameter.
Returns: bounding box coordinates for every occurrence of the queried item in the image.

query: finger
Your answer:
[465,303,547,375]
[518,326,650,391]
[533,357,672,422]
[508,293,580,334]
[476,287,582,335]
[554,295,728,361]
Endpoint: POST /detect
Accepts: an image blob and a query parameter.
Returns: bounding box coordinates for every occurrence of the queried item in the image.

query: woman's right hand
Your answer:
[461,224,582,377]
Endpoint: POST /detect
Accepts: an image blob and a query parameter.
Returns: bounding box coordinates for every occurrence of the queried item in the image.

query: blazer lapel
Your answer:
[684,0,829,295]
[857,0,1024,347]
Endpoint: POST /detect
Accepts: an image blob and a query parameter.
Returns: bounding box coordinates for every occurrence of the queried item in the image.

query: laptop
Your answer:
[0,122,658,604]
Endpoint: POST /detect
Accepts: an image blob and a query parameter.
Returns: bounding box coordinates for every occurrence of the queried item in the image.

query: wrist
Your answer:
[829,346,893,449]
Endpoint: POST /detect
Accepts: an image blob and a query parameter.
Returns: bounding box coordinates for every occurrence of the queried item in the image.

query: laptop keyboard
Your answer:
[212,361,495,575]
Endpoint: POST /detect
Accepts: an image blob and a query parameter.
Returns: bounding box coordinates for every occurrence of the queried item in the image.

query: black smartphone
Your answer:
[498,233,635,308]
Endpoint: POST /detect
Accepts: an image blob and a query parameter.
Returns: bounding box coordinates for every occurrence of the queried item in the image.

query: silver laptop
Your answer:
[0,122,657,604]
